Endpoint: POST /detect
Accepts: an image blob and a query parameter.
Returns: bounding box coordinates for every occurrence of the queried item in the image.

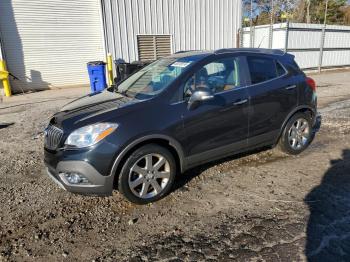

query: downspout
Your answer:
[99,0,108,58]
[99,0,113,86]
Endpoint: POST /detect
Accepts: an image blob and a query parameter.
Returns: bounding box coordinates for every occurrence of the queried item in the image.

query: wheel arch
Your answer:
[275,105,316,144]
[110,135,186,183]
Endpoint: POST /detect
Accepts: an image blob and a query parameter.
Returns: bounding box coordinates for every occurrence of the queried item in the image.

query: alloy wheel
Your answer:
[288,118,310,150]
[128,153,171,199]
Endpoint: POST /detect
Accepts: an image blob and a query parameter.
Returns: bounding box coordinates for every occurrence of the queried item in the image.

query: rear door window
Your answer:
[247,56,286,85]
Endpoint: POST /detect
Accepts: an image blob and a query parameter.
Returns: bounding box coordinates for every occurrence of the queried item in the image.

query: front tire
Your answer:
[118,144,176,204]
[279,112,313,155]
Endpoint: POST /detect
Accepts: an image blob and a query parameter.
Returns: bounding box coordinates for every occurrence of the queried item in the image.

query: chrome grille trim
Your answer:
[44,125,63,150]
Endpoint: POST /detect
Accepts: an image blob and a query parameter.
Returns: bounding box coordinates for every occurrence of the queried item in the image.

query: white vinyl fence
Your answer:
[242,23,350,70]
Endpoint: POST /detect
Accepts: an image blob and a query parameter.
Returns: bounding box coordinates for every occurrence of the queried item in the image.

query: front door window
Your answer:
[184,57,240,98]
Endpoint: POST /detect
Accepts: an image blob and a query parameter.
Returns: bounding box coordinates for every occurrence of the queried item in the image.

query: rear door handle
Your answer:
[285,85,297,90]
[233,99,248,106]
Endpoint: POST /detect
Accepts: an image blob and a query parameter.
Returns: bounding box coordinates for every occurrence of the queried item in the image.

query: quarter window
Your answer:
[276,62,287,76]
[247,56,286,85]
[184,57,239,98]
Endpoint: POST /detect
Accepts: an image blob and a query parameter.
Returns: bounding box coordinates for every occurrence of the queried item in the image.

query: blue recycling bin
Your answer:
[87,61,107,93]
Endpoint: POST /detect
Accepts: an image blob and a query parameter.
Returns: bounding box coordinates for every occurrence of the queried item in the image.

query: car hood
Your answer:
[50,90,138,130]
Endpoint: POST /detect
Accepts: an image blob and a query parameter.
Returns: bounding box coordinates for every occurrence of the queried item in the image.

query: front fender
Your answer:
[109,134,186,177]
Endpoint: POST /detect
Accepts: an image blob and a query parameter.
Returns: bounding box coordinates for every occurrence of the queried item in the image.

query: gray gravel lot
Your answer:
[1,70,350,261]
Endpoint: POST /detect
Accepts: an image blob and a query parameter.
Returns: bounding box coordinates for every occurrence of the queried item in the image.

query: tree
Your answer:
[242,0,350,25]
[294,0,348,24]
[341,5,350,24]
[306,0,311,23]
[242,0,297,25]
[309,0,343,23]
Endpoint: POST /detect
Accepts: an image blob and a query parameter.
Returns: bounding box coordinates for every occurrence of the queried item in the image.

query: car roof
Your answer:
[169,50,213,59]
[215,48,286,56]
[169,48,289,59]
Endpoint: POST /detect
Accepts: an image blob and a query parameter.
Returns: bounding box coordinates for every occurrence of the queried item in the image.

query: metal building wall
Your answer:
[0,0,105,92]
[102,0,242,63]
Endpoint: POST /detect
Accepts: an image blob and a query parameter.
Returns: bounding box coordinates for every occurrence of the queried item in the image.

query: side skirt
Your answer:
[184,130,279,171]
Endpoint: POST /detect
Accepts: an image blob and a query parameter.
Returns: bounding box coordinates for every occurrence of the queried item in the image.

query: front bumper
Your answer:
[45,160,114,196]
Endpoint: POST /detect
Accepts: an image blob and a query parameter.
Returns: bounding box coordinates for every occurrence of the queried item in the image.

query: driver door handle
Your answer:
[233,99,248,106]
[285,85,297,90]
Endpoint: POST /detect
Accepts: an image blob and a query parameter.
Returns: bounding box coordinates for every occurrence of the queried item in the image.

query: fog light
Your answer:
[59,172,90,185]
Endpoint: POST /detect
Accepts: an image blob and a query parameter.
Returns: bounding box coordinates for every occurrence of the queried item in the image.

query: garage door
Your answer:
[0,0,105,92]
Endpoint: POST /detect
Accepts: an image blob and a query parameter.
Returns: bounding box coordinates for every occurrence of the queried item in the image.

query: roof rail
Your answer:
[174,50,202,54]
[215,48,286,56]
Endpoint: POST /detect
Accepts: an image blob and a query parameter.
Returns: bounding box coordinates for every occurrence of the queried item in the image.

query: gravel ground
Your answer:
[1,70,350,261]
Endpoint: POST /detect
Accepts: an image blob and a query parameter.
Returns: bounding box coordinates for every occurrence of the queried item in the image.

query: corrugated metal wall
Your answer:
[102,0,242,63]
[242,23,350,69]
[0,0,105,92]
[288,23,350,68]
[242,23,286,49]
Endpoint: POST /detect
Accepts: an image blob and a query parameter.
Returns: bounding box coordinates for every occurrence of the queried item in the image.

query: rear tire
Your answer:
[118,144,176,204]
[279,112,313,155]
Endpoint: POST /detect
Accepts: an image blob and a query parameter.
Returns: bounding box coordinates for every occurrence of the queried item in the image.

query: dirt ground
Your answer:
[1,70,350,261]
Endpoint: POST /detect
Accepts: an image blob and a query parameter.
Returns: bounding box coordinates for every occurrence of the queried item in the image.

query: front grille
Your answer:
[44,125,63,150]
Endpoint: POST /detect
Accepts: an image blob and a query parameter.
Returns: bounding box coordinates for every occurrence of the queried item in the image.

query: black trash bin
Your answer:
[114,60,154,84]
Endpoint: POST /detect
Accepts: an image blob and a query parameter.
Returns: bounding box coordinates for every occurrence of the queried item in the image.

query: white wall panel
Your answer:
[323,50,350,67]
[324,31,350,48]
[0,0,105,92]
[254,26,270,48]
[243,23,350,69]
[242,29,251,48]
[289,51,320,69]
[103,0,242,62]
[288,31,322,49]
[272,30,286,49]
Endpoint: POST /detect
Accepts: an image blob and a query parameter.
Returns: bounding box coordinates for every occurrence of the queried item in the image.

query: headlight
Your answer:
[65,123,118,148]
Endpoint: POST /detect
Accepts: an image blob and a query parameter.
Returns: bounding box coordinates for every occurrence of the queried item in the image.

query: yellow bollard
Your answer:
[0,60,11,97]
[106,53,113,86]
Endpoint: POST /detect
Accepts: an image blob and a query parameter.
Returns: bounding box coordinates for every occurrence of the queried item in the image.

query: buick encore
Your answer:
[44,48,321,204]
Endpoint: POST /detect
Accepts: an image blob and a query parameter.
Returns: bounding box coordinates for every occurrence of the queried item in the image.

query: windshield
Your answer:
[116,56,201,99]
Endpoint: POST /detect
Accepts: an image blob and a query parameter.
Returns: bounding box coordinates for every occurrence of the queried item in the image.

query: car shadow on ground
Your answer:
[172,146,274,192]
[0,122,14,129]
[173,131,318,192]
[305,149,350,261]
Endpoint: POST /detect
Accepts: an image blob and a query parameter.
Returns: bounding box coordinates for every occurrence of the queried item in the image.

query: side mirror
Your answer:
[188,89,214,110]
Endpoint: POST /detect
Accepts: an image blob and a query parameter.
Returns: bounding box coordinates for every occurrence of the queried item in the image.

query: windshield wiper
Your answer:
[114,85,131,98]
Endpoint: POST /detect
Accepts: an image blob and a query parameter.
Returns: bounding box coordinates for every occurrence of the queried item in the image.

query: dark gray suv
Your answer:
[44,48,320,204]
